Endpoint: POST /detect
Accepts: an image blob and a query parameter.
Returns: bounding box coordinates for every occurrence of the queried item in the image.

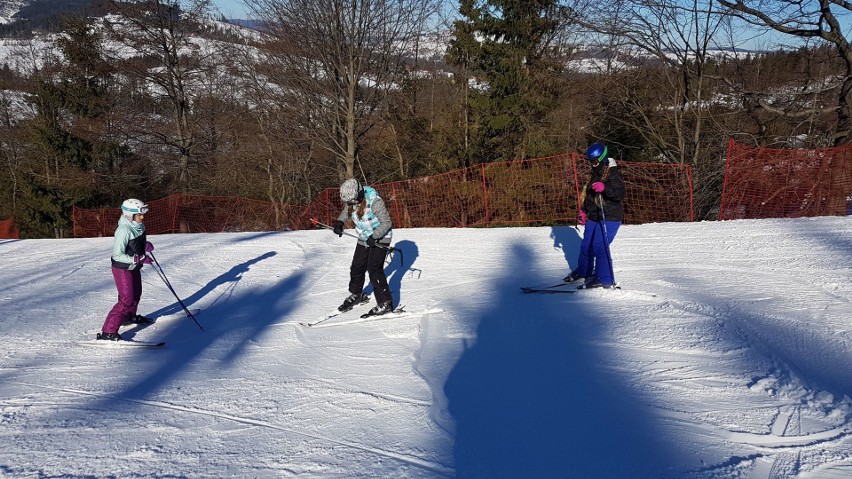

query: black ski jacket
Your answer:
[581,158,625,222]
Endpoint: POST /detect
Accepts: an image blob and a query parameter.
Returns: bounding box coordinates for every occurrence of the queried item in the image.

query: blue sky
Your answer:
[208,0,849,51]
[212,0,248,18]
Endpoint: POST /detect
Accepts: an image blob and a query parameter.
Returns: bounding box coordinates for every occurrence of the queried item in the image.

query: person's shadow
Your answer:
[550,225,583,272]
[443,242,676,478]
[88,250,305,403]
[384,240,419,307]
[142,251,277,321]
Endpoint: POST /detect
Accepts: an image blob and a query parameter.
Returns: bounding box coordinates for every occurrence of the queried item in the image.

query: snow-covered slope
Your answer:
[0,217,850,477]
[0,0,24,24]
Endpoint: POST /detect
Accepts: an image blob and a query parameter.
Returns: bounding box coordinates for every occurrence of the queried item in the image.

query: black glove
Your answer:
[332,220,344,237]
[366,236,377,248]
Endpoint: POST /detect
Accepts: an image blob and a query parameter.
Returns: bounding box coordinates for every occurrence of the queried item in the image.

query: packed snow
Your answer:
[0,216,851,478]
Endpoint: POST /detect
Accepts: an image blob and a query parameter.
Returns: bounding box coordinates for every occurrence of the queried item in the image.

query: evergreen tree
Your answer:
[17,17,131,237]
[447,0,568,163]
[446,0,481,168]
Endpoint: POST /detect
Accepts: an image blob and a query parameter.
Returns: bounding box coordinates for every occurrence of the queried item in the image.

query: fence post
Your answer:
[172,194,179,233]
[570,155,581,213]
[718,139,736,220]
[687,167,695,221]
[391,183,401,227]
[326,189,331,226]
[481,163,489,226]
[71,206,78,238]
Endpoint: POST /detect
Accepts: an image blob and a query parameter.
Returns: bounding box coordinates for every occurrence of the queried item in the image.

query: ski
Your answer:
[520,282,573,293]
[576,284,621,291]
[360,305,406,319]
[521,287,578,294]
[307,307,443,329]
[521,283,621,294]
[158,308,202,319]
[78,339,165,349]
[300,295,371,327]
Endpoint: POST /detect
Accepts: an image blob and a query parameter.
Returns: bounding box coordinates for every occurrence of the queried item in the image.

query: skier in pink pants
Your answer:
[98,199,155,341]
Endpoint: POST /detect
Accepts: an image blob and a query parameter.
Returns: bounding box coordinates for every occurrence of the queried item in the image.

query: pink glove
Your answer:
[145,241,154,253]
[592,181,605,193]
[577,210,587,225]
[133,254,153,265]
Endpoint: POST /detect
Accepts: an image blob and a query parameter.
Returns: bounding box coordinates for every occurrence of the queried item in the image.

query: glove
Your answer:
[145,241,154,253]
[133,254,152,265]
[577,210,587,225]
[366,236,377,248]
[592,181,605,193]
[332,220,344,237]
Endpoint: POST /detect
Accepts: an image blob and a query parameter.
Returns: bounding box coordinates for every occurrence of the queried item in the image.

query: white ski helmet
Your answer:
[121,198,149,219]
[339,178,363,204]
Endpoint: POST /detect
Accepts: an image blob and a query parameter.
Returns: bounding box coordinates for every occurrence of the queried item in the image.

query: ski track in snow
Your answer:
[7,380,453,476]
[600,222,852,478]
[0,218,850,478]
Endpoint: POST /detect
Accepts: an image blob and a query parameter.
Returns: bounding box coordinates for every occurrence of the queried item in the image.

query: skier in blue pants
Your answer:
[564,142,625,289]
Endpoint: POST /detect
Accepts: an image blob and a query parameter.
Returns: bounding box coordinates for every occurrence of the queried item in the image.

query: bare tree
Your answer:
[566,0,736,218]
[569,0,732,161]
[716,0,852,145]
[220,34,327,223]
[0,88,26,218]
[245,0,440,180]
[103,0,215,193]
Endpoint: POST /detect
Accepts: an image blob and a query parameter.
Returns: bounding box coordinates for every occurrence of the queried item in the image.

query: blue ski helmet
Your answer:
[585,142,608,164]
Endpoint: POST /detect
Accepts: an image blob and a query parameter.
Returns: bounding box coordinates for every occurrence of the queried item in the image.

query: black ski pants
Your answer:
[349,243,393,305]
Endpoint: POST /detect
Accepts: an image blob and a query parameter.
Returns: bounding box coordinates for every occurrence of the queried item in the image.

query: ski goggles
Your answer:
[122,204,149,215]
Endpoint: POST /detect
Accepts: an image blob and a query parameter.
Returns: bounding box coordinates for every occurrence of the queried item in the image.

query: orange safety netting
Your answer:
[0,217,19,239]
[720,139,852,220]
[73,154,694,237]
[311,154,693,228]
[72,194,307,237]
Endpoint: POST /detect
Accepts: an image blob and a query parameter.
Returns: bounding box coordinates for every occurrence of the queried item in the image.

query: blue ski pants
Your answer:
[576,220,620,285]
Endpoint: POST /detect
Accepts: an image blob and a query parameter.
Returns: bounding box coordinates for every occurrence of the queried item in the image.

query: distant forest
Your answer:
[0,0,98,37]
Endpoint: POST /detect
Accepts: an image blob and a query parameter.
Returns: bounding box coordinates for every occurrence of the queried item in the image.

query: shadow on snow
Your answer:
[94,250,303,400]
[443,240,677,478]
[385,239,419,307]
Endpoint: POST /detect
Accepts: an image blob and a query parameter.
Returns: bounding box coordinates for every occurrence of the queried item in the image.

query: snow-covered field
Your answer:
[0,217,850,478]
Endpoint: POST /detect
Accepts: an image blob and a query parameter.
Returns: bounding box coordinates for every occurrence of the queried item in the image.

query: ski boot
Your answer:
[122,314,153,326]
[366,301,393,316]
[96,332,123,341]
[338,293,368,312]
[577,279,616,290]
[562,271,584,283]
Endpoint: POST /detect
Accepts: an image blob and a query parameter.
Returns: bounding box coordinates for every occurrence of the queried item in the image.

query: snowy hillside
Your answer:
[0,217,851,478]
[0,0,24,24]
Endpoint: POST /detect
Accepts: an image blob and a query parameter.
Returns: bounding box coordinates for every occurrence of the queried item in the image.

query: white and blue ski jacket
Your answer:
[337,185,393,245]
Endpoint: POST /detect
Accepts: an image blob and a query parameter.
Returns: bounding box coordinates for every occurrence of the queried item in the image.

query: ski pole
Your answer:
[310,218,404,266]
[596,195,616,285]
[149,252,204,332]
